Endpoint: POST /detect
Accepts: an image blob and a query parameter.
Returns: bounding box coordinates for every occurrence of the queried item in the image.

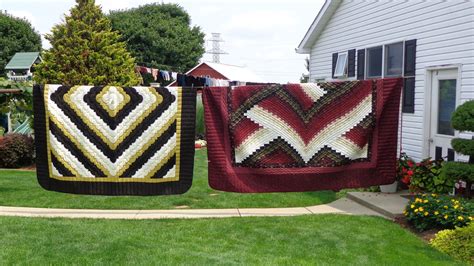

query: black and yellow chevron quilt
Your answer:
[34,85,195,195]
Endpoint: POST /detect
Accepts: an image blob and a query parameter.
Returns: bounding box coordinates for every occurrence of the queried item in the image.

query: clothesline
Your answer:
[135,65,234,87]
[135,65,272,88]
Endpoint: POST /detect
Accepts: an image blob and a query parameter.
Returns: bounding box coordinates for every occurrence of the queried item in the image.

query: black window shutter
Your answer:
[357,49,365,80]
[348,49,356,77]
[332,53,338,78]
[402,77,415,113]
[404,39,417,77]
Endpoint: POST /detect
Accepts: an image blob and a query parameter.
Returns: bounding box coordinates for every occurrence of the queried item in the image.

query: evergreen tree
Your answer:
[442,100,474,197]
[34,0,139,86]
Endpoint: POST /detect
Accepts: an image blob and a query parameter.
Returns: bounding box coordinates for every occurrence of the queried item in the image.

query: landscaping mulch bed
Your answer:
[394,216,439,242]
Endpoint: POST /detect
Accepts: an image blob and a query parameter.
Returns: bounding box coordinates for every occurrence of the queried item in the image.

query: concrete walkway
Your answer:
[0,197,387,220]
[347,191,410,219]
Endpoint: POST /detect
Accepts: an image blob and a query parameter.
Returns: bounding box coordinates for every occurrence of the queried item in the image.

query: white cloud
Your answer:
[223,10,296,34]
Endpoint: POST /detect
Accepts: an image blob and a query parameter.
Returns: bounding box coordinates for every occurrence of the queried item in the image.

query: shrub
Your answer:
[397,153,415,185]
[450,100,474,131]
[0,133,35,168]
[442,100,474,197]
[404,194,473,231]
[409,158,454,193]
[430,223,474,264]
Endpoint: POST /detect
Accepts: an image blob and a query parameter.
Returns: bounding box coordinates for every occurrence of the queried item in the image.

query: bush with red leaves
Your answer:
[0,133,35,168]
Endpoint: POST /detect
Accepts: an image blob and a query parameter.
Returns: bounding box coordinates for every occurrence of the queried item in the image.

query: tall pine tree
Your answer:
[35,0,139,86]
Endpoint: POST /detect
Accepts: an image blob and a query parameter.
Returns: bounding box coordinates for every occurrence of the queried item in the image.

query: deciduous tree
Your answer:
[108,3,205,72]
[0,12,42,76]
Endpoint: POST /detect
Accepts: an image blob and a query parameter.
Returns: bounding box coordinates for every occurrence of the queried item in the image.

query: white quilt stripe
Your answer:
[234,128,278,163]
[51,165,62,177]
[47,86,178,176]
[49,133,94,177]
[300,83,327,102]
[330,137,368,160]
[70,86,157,143]
[237,94,373,163]
[132,134,177,178]
[163,165,176,179]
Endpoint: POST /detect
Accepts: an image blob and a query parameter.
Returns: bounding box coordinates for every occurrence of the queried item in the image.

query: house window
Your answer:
[385,42,403,77]
[334,52,348,77]
[367,46,383,78]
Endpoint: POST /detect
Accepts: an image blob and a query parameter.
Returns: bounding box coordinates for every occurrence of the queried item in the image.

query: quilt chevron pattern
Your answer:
[34,85,196,195]
[203,79,403,193]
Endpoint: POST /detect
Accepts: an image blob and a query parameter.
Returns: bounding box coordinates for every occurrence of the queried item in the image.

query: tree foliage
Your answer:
[0,78,34,128]
[300,57,310,83]
[0,12,42,76]
[442,100,474,195]
[34,0,140,86]
[108,3,205,72]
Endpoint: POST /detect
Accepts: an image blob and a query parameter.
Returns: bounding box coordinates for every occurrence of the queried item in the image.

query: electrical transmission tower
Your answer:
[206,33,227,63]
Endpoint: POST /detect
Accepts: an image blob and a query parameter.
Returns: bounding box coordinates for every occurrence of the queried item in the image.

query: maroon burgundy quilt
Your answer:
[203,78,403,193]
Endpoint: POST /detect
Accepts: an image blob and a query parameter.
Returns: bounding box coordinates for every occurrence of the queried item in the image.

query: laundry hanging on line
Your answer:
[135,66,236,87]
[202,78,403,193]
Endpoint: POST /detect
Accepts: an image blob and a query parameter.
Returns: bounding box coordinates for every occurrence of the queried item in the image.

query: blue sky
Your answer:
[0,0,325,83]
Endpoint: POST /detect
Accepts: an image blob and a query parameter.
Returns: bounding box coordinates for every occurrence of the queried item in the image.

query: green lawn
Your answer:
[0,215,459,265]
[0,149,336,209]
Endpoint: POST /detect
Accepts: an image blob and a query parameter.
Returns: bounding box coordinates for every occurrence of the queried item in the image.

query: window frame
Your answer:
[366,46,384,79]
[364,40,407,79]
[334,52,348,78]
[384,42,405,78]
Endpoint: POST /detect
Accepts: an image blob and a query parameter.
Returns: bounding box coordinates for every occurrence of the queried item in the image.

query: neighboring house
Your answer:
[297,0,474,162]
[5,52,42,82]
[168,62,265,86]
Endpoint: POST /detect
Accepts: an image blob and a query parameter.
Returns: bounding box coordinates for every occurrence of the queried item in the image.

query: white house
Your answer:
[297,0,474,162]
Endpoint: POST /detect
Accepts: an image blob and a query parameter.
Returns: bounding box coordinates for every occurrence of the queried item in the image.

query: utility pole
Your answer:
[206,33,227,63]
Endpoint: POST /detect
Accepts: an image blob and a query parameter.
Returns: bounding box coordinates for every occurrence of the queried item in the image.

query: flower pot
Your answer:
[380,181,398,193]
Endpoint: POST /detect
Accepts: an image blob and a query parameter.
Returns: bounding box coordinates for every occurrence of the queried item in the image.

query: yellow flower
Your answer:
[444,205,448,209]
[431,194,437,197]
[457,216,464,221]
[434,211,439,215]
[415,198,422,203]
[451,199,455,202]
[403,211,407,216]
[444,215,448,219]
[414,209,419,213]
[469,217,473,221]
[424,212,429,216]
[436,200,440,203]
[419,207,424,212]
[454,205,459,210]
[423,199,429,203]
[410,204,415,209]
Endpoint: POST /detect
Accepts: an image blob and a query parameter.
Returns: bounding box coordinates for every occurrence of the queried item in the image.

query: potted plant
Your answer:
[381,153,415,193]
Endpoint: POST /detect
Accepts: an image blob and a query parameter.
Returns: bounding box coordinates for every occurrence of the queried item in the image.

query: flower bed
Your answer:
[404,194,473,231]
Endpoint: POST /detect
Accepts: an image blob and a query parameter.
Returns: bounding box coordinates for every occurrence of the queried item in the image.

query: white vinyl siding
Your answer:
[308,0,474,161]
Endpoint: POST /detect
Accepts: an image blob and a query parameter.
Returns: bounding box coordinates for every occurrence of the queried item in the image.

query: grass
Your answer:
[0,149,336,209]
[0,215,459,265]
